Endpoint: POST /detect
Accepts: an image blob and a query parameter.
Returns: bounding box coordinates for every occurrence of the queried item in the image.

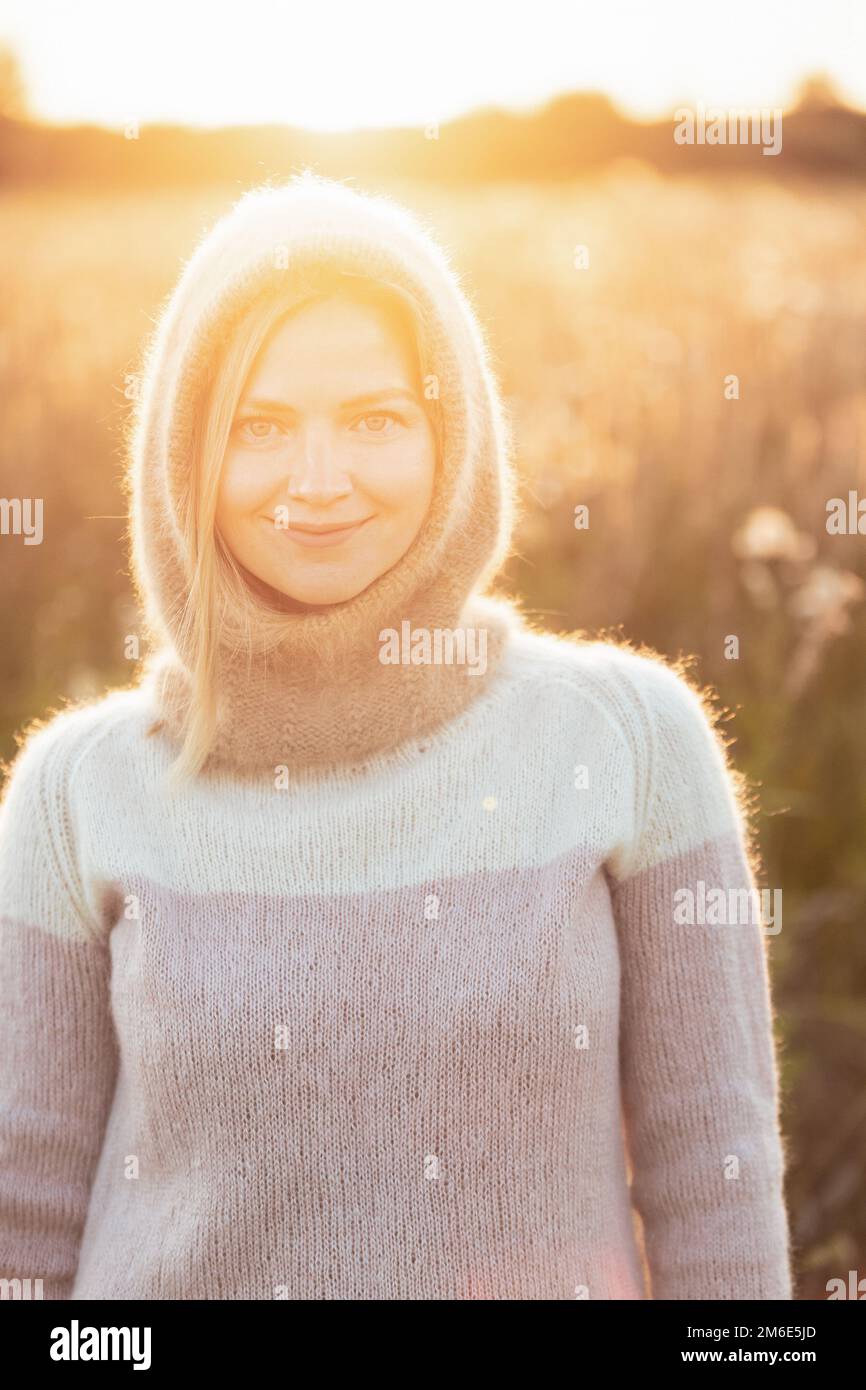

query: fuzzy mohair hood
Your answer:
[127,172,523,776]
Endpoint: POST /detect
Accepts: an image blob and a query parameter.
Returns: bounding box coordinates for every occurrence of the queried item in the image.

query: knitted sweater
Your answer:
[0,627,793,1300]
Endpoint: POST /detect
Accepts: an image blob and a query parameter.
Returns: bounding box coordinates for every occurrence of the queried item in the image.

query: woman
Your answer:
[0,171,792,1300]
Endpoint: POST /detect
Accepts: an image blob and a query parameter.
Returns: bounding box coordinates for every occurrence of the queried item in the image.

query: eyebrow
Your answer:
[238,387,421,413]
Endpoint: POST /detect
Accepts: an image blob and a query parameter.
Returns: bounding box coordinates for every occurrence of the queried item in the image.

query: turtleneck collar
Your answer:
[127,172,522,778]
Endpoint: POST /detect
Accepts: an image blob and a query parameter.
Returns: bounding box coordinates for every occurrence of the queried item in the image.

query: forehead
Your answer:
[248,293,419,392]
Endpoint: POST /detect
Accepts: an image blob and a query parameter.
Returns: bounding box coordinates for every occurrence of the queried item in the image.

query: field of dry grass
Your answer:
[1,169,864,1297]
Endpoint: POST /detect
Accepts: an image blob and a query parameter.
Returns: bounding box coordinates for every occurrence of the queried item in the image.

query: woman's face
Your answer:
[215,292,437,608]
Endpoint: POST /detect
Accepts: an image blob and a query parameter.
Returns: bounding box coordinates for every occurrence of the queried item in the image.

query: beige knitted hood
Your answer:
[127,172,522,777]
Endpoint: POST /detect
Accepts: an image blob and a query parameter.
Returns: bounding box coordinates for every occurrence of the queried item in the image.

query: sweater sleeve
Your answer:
[0,717,119,1300]
[604,652,793,1300]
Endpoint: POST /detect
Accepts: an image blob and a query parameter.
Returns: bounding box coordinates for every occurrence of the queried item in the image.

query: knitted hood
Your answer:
[127,172,522,777]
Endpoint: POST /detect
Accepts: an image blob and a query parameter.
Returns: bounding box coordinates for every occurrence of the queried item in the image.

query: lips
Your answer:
[288,519,371,534]
[270,515,374,549]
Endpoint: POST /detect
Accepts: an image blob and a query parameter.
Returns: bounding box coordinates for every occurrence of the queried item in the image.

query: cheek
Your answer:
[216,452,271,523]
[365,440,435,518]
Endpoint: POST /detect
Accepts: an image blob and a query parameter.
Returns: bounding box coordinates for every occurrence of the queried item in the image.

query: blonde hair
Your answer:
[168,269,443,784]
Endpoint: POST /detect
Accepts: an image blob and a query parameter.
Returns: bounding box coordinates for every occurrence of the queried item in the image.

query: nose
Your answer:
[286,425,352,505]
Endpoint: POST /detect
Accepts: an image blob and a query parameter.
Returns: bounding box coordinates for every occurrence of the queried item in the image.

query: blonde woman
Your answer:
[0,172,792,1300]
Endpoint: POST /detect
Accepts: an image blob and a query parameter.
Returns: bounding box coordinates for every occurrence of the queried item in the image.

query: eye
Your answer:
[234,416,283,442]
[352,412,402,436]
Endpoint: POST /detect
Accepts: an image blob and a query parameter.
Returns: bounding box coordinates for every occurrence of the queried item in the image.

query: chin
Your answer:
[283,582,370,608]
[237,552,387,611]
[233,561,352,612]
[265,569,375,609]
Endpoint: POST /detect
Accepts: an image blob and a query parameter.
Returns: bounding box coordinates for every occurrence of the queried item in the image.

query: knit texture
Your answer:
[128,172,520,773]
[0,631,793,1299]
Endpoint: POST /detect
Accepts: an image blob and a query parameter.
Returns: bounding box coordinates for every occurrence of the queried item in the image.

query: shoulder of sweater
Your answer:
[505,624,727,761]
[0,683,157,941]
[506,628,750,881]
[1,680,156,806]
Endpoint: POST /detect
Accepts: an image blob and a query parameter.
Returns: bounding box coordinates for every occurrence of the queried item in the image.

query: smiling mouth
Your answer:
[268,515,374,548]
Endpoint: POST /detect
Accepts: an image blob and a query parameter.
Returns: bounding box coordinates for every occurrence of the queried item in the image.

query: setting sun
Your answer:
[1,0,864,130]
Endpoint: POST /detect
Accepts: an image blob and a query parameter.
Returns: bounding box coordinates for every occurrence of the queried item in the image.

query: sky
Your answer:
[1,0,864,132]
